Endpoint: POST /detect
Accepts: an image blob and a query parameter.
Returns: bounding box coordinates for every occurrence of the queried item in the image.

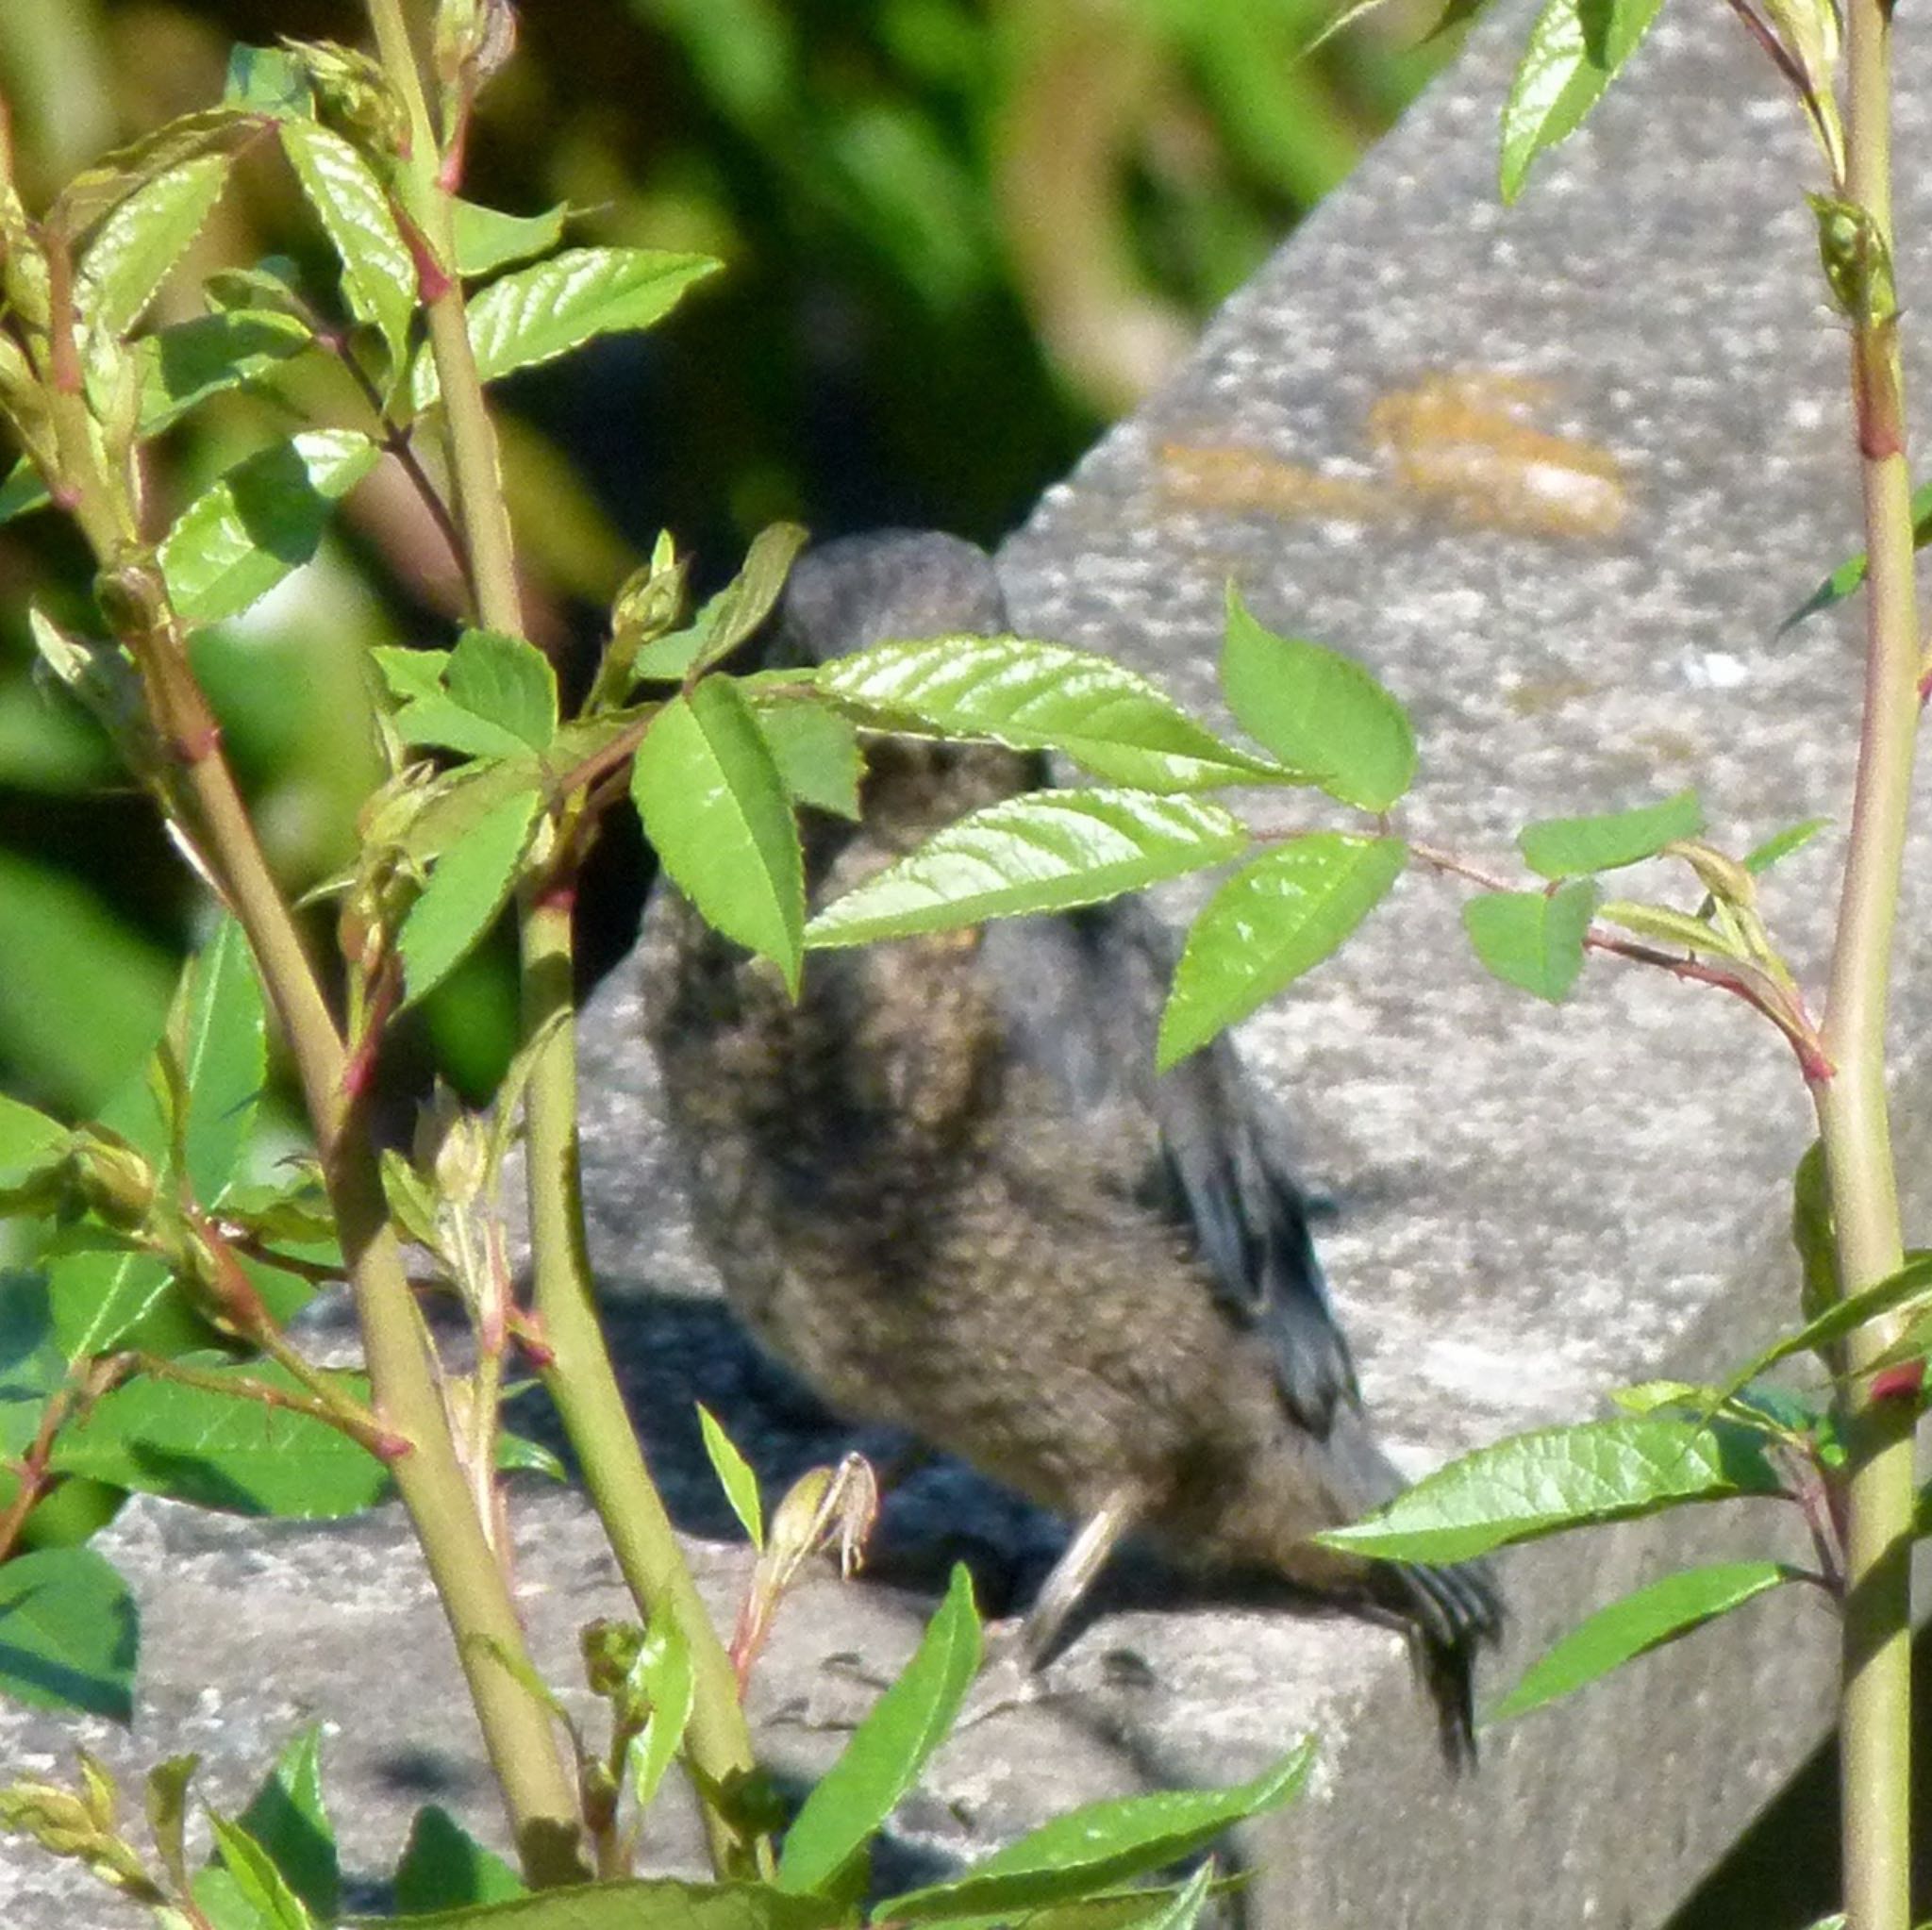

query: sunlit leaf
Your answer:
[76,155,229,341]
[1489,1562,1797,1723]
[1316,1417,1784,1565]
[1220,587,1415,810]
[632,678,804,993]
[697,1404,765,1549]
[133,309,313,438]
[777,1565,980,1894]
[235,1726,340,1922]
[444,629,558,752]
[808,790,1248,947]
[396,789,541,1009]
[451,199,572,277]
[0,1545,139,1721]
[159,429,379,624]
[392,1805,527,1912]
[1157,835,1405,1069]
[818,637,1293,792]
[751,697,863,820]
[413,246,721,409]
[1499,0,1667,202]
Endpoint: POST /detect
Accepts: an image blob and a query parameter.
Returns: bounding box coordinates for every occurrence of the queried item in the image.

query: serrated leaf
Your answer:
[876,1744,1312,1922]
[808,790,1248,948]
[1220,588,1415,810]
[451,199,571,278]
[817,637,1292,792]
[134,310,313,438]
[224,45,312,117]
[1461,881,1597,1001]
[50,1362,389,1518]
[777,1565,981,1894]
[1518,789,1703,878]
[279,119,414,374]
[236,1726,339,1922]
[633,679,804,993]
[396,789,541,1009]
[697,1404,764,1549]
[751,697,864,820]
[1489,1562,1795,1724]
[0,1545,139,1721]
[1499,0,1668,202]
[1315,1417,1785,1565]
[1744,817,1830,873]
[445,629,558,751]
[1157,835,1405,1070]
[413,247,720,409]
[159,429,379,624]
[76,155,229,341]
[1724,1255,1932,1399]
[495,1429,566,1483]
[54,108,263,242]
[392,1805,527,1912]
[1780,481,1932,632]
[391,695,537,759]
[691,523,810,675]
[208,1813,318,1930]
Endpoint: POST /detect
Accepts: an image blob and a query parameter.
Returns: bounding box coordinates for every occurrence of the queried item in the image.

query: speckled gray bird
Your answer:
[642,529,1502,1762]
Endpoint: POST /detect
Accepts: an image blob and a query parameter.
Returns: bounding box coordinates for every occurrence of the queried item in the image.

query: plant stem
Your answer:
[1818,2,1919,1922]
[520,886,768,1878]
[365,0,764,1873]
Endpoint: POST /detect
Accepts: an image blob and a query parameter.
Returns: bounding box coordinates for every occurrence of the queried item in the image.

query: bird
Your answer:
[641,528,1503,1764]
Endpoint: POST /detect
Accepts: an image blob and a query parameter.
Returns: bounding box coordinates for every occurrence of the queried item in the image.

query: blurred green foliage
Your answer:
[0,0,1456,1119]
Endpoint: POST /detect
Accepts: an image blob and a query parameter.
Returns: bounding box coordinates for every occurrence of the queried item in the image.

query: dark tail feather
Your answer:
[1377,1556,1506,1772]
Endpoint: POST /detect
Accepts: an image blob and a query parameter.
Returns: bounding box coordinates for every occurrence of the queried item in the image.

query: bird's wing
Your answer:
[978,896,1359,1436]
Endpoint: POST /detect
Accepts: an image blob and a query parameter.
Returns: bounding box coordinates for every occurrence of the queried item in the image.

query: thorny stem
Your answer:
[366,0,766,1876]
[1818,0,1920,1920]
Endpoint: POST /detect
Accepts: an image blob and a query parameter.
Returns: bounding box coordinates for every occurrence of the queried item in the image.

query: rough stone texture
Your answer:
[5,0,1930,1923]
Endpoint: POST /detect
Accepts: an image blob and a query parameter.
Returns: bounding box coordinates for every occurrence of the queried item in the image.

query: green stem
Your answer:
[520,886,768,1878]
[366,0,763,1874]
[1819,4,1919,1925]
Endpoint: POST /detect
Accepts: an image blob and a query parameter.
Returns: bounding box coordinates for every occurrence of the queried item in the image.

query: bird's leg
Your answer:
[1019,1484,1142,1667]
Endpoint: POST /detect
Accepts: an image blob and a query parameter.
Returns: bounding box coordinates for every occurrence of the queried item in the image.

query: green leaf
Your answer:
[696,1404,764,1549]
[777,1565,981,1894]
[374,645,453,705]
[494,1428,565,1483]
[1489,1562,1796,1724]
[76,155,229,341]
[0,1545,139,1721]
[632,678,804,994]
[0,1092,66,1194]
[50,1362,389,1518]
[1724,1255,1932,1396]
[175,917,268,1205]
[0,1273,63,1397]
[451,199,571,277]
[54,108,262,241]
[396,789,541,1010]
[1499,0,1668,203]
[1156,835,1406,1070]
[1791,1140,1838,1323]
[751,698,864,820]
[626,1602,697,1810]
[445,629,558,752]
[817,637,1292,792]
[1592,898,1743,960]
[279,119,415,375]
[691,523,810,675]
[874,1741,1312,1922]
[1780,481,1932,632]
[1744,817,1830,873]
[413,247,720,409]
[1460,881,1597,1001]
[1220,588,1415,810]
[393,1806,527,1913]
[159,428,379,624]
[208,1812,319,1930]
[1518,789,1703,878]
[134,310,313,438]
[387,1879,846,1930]
[808,790,1249,949]
[0,460,50,524]
[236,1726,340,1922]
[224,44,313,117]
[48,1243,175,1360]
[1315,1418,1785,1566]
[391,695,539,759]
